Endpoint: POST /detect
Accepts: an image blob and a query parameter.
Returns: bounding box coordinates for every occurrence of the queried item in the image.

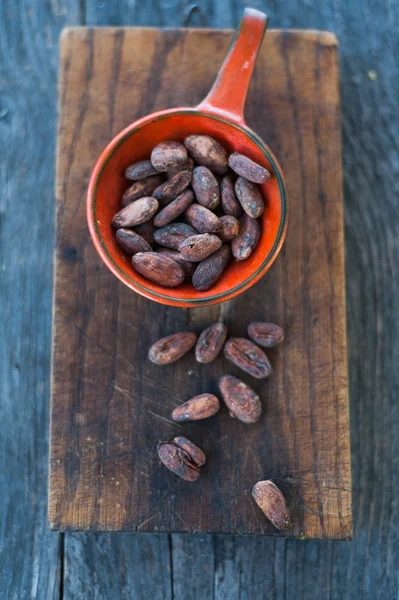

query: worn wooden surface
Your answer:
[1,0,398,598]
[49,27,351,539]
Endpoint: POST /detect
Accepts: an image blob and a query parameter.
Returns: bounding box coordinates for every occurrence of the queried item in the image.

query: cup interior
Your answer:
[88,109,288,306]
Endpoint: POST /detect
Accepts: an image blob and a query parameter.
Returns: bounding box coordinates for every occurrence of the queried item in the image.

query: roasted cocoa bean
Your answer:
[125,160,159,180]
[154,190,194,227]
[247,322,284,348]
[121,174,164,207]
[153,170,192,204]
[218,375,262,424]
[192,166,220,210]
[184,204,221,234]
[252,480,290,530]
[156,249,196,281]
[235,177,264,218]
[220,174,242,218]
[172,394,220,422]
[228,152,271,184]
[154,222,198,250]
[148,331,197,364]
[115,229,152,255]
[179,233,222,262]
[157,441,200,481]
[195,322,228,363]
[132,252,185,287]
[151,141,188,172]
[173,436,206,466]
[184,135,228,175]
[231,214,260,261]
[192,244,231,291]
[224,338,272,379]
[112,197,159,228]
[135,220,156,245]
[167,156,194,178]
[217,215,240,241]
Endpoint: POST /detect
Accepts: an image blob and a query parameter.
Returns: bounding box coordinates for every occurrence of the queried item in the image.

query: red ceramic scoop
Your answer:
[87,8,289,307]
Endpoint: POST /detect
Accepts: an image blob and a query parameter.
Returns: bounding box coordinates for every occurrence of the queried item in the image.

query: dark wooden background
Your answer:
[1,0,397,598]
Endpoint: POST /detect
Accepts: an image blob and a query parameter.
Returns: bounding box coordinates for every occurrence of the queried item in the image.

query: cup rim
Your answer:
[87,108,289,306]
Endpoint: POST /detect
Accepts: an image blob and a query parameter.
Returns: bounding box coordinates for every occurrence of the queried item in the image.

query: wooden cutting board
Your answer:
[49,27,352,539]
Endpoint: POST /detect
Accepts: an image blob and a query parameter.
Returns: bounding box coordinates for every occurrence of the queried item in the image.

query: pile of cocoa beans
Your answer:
[150,321,290,530]
[111,135,271,291]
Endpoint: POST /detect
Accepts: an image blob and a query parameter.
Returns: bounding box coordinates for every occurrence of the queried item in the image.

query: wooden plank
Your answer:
[49,26,351,540]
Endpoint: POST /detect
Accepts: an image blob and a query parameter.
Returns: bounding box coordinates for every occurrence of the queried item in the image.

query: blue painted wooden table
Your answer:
[1,1,398,598]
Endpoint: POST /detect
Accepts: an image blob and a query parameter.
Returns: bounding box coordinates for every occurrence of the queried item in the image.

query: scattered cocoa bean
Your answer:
[135,220,156,245]
[192,244,231,291]
[125,160,159,180]
[112,197,159,228]
[192,166,220,210]
[184,135,228,175]
[153,170,192,204]
[235,177,264,218]
[195,322,228,363]
[148,331,197,364]
[252,480,290,530]
[220,174,242,218]
[151,141,188,172]
[172,394,220,422]
[231,214,260,261]
[121,174,164,207]
[173,436,206,466]
[184,204,221,234]
[154,222,198,250]
[228,152,271,184]
[247,322,284,348]
[154,190,194,227]
[132,252,185,287]
[224,337,272,379]
[156,248,196,281]
[179,233,222,262]
[218,375,262,424]
[167,156,194,178]
[115,229,152,255]
[157,439,201,481]
[217,215,240,241]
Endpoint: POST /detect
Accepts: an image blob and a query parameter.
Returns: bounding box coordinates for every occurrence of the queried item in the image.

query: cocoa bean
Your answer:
[192,244,231,291]
[151,141,188,172]
[125,160,159,180]
[121,174,164,207]
[235,177,264,218]
[154,222,198,250]
[157,441,200,482]
[156,249,196,281]
[224,338,272,379]
[153,170,192,204]
[167,156,194,178]
[231,214,260,261]
[184,135,228,175]
[218,375,262,424]
[192,166,220,210]
[228,152,271,184]
[173,436,206,467]
[179,234,222,262]
[184,204,221,234]
[115,229,152,255]
[132,252,185,287]
[217,215,240,241]
[252,480,290,530]
[220,174,242,218]
[247,322,284,348]
[135,220,156,245]
[172,394,220,422]
[195,322,228,363]
[148,331,197,364]
[154,190,194,227]
[112,197,159,228]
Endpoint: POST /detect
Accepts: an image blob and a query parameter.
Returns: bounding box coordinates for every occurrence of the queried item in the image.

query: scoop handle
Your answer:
[197,8,268,125]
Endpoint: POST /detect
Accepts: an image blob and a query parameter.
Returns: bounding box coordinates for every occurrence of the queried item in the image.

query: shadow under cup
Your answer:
[88,109,288,307]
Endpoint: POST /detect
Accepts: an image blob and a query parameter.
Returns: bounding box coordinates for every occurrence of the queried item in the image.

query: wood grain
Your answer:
[49,27,351,540]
